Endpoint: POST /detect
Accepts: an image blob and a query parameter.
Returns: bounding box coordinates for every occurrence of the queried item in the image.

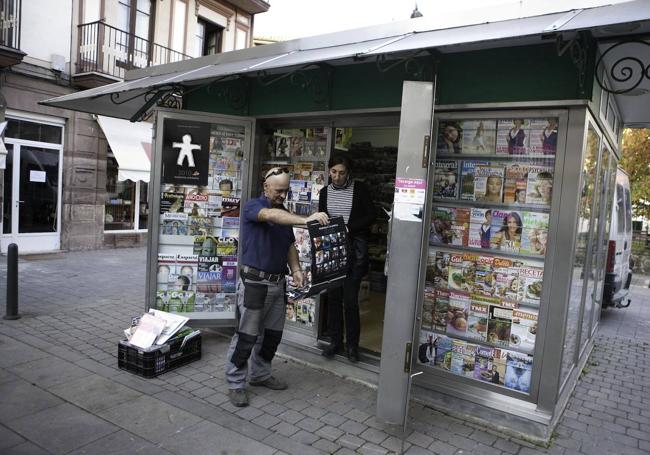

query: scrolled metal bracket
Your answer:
[595,38,650,95]
[556,31,590,96]
[205,76,249,111]
[257,63,332,106]
[376,50,428,80]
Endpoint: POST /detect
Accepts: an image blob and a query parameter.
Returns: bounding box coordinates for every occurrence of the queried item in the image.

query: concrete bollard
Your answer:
[4,243,20,320]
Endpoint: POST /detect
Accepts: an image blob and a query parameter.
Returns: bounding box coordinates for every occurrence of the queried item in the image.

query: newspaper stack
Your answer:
[124,309,190,349]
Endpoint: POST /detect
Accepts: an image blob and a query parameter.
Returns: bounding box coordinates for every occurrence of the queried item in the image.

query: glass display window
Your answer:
[155,119,246,315]
[419,114,559,396]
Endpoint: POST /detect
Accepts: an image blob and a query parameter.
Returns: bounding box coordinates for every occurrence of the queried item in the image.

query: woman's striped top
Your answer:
[326,181,355,224]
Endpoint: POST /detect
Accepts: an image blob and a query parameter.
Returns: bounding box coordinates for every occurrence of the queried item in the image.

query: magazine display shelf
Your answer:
[258,126,331,332]
[418,113,560,396]
[146,110,255,327]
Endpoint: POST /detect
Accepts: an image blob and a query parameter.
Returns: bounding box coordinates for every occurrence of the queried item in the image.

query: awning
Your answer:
[41,0,650,126]
[97,115,152,182]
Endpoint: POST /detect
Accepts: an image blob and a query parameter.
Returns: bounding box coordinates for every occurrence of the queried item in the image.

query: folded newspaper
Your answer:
[124,309,190,349]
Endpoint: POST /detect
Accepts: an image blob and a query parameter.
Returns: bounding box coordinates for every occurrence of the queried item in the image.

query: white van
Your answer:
[602,167,633,308]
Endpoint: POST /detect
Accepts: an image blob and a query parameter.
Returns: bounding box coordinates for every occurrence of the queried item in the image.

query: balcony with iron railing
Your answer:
[0,0,25,67]
[74,21,192,89]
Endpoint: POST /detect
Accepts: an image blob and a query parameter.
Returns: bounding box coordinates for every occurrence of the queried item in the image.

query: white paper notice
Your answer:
[394,178,426,204]
[393,203,423,222]
[30,170,46,183]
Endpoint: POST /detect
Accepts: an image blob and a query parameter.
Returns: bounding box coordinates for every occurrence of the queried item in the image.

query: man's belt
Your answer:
[240,265,284,283]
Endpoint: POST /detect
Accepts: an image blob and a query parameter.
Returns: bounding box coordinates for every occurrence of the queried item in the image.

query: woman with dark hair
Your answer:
[490,212,523,251]
[319,154,376,362]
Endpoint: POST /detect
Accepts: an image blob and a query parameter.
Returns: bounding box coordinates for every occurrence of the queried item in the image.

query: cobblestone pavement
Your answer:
[0,248,649,454]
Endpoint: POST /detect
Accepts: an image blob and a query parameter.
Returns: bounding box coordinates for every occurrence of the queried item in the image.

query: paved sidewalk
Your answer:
[0,248,649,454]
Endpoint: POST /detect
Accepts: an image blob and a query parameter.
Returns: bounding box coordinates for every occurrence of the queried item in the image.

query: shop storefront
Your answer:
[42,1,650,441]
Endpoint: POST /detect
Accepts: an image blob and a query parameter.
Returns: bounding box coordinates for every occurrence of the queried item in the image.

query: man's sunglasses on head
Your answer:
[264,167,289,181]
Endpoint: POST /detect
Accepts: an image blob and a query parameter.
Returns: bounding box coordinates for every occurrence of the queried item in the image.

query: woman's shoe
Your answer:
[322,344,342,358]
[347,346,359,363]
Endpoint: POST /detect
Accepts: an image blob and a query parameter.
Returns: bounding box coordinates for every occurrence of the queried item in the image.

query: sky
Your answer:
[253,0,632,40]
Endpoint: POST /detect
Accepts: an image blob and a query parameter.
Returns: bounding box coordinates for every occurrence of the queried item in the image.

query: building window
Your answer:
[196,18,223,57]
[171,0,187,54]
[105,154,148,231]
[235,27,248,50]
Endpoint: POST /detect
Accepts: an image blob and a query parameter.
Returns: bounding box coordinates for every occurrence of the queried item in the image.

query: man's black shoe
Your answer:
[228,388,249,407]
[348,346,359,363]
[322,344,342,358]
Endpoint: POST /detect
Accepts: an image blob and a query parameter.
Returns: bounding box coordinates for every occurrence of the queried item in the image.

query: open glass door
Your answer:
[377,81,435,423]
[146,109,254,327]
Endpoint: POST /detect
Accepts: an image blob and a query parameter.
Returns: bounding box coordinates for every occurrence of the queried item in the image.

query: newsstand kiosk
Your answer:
[42,0,650,442]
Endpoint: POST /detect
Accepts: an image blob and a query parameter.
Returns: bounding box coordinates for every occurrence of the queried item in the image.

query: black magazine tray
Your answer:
[118,331,201,378]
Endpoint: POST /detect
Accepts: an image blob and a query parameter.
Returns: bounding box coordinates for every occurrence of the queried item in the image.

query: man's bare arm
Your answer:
[257,208,329,226]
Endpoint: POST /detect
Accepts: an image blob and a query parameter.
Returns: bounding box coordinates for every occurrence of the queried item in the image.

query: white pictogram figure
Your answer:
[173,134,201,167]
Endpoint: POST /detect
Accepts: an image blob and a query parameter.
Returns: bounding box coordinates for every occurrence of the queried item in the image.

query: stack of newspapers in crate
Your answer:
[124,309,199,350]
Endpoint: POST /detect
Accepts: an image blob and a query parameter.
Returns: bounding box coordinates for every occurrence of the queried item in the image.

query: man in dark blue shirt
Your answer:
[225,167,328,407]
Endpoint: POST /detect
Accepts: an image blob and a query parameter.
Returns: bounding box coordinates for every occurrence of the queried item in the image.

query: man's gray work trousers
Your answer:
[225,276,286,389]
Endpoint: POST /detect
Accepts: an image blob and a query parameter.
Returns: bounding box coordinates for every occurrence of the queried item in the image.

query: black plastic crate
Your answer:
[118,332,201,378]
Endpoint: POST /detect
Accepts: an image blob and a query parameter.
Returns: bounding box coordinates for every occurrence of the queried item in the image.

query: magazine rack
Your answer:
[145,110,255,327]
[419,110,565,398]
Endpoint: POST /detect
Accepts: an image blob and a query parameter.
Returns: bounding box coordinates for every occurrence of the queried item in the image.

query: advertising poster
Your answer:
[162,119,210,186]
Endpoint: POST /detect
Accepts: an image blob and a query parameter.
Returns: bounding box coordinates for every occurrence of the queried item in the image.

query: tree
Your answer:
[620,128,650,219]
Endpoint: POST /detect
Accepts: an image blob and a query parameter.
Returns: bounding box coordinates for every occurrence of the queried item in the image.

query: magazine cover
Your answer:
[451,208,470,247]
[490,348,507,385]
[451,341,477,378]
[421,286,436,330]
[293,162,313,180]
[289,135,305,157]
[448,253,476,293]
[160,189,185,214]
[473,346,495,381]
[156,253,177,290]
[496,119,530,155]
[196,255,220,293]
[493,257,521,302]
[529,118,558,156]
[468,208,492,249]
[161,212,189,236]
[503,163,529,204]
[436,121,462,154]
[433,289,449,332]
[519,265,544,304]
[526,166,554,206]
[431,251,450,289]
[490,210,523,253]
[417,331,437,366]
[487,305,513,347]
[474,255,495,296]
[156,289,195,312]
[274,132,291,158]
[505,351,533,393]
[188,216,212,236]
[474,164,504,203]
[446,291,471,337]
[450,339,467,375]
[430,207,454,245]
[520,211,550,255]
[466,299,489,342]
[510,308,538,354]
[460,160,489,201]
[311,171,326,201]
[216,237,238,257]
[293,227,312,263]
[432,160,458,199]
[289,179,312,203]
[460,120,497,154]
[183,190,209,216]
[220,197,240,218]
[295,298,316,326]
[214,175,238,197]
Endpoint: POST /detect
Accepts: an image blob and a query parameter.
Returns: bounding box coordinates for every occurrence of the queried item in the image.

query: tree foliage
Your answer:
[620,128,650,219]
